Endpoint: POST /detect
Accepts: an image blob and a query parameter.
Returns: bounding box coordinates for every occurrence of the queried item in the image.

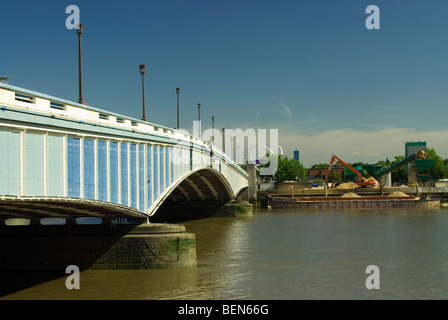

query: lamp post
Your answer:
[222,127,225,152]
[197,103,201,138]
[139,64,147,121]
[176,88,180,129]
[76,24,83,104]
[212,116,215,145]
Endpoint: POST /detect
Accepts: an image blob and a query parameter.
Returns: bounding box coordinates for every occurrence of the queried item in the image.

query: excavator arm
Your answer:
[326,155,363,183]
[326,154,377,187]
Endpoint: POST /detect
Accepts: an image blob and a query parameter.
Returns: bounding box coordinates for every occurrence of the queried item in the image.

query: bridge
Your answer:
[0,82,249,226]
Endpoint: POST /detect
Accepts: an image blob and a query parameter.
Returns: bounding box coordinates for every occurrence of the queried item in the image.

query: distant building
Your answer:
[306,167,344,181]
[293,150,299,162]
[405,141,431,184]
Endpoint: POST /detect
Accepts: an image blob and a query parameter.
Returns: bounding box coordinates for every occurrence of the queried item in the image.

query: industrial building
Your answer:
[306,141,433,187]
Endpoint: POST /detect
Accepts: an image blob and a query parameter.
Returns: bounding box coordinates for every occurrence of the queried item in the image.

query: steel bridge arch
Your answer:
[148,166,245,222]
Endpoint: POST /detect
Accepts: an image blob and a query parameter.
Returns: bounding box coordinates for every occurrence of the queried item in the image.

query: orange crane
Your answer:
[326,154,377,187]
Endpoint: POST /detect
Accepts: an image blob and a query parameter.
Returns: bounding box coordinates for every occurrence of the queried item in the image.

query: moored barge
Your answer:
[270,195,441,209]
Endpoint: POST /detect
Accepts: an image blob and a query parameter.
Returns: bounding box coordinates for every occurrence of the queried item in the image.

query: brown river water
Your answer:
[2,207,448,300]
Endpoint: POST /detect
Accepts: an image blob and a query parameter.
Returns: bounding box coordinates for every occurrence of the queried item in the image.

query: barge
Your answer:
[270,195,441,210]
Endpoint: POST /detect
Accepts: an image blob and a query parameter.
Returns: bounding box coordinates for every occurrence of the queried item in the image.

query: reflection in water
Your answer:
[2,208,448,300]
[1,268,200,300]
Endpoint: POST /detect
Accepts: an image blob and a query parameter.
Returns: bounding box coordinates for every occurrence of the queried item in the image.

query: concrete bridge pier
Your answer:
[92,223,197,270]
[216,200,253,217]
[247,162,257,203]
[0,223,196,272]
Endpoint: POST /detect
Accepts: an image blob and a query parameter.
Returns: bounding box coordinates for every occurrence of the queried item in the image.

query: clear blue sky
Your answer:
[2,0,447,166]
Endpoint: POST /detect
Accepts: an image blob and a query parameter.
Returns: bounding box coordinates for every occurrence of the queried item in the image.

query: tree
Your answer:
[311,163,328,169]
[427,148,448,180]
[327,171,342,183]
[391,155,406,182]
[273,155,306,182]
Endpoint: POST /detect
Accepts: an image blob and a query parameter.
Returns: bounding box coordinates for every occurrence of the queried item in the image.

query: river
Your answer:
[2,207,448,300]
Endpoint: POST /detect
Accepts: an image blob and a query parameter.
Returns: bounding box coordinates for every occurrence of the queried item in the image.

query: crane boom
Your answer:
[326,154,377,187]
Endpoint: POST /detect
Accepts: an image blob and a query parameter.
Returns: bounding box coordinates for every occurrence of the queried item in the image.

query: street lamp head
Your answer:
[139,64,146,75]
[76,24,83,35]
[176,88,180,94]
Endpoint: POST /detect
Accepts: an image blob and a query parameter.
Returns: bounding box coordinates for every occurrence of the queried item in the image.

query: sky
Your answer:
[1,0,447,167]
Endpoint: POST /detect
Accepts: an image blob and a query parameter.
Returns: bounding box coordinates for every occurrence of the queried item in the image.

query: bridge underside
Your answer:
[150,169,234,223]
[0,169,240,226]
[0,197,147,226]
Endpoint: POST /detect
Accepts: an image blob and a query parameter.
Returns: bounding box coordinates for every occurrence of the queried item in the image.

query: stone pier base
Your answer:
[91,224,197,270]
[216,200,253,217]
[0,223,196,271]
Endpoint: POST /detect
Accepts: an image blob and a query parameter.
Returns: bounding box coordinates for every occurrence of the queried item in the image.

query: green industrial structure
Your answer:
[342,141,433,186]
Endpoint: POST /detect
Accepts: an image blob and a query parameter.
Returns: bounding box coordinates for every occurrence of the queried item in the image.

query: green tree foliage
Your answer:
[391,155,406,182]
[427,148,448,180]
[274,155,307,182]
[327,171,342,183]
[311,163,328,169]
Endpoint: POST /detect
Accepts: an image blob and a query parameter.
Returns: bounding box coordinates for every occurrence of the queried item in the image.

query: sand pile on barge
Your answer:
[341,192,361,198]
[387,191,409,197]
[335,182,359,189]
